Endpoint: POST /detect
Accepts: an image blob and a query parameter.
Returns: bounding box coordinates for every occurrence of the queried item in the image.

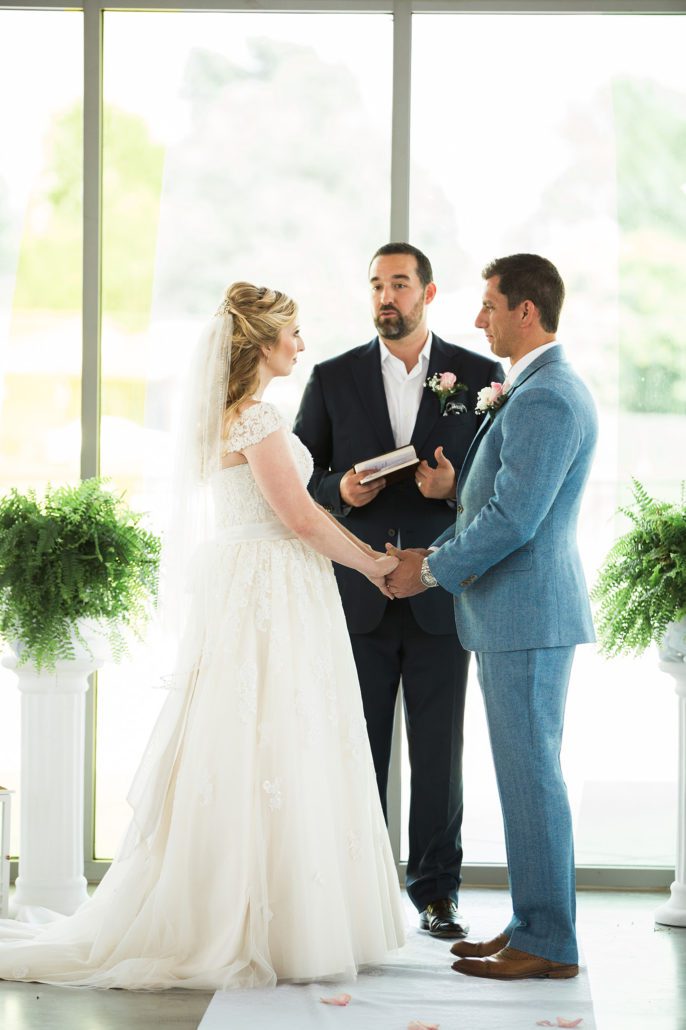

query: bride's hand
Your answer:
[365,552,398,599]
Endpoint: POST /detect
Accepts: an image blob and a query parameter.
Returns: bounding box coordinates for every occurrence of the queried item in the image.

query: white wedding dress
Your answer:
[0,402,405,990]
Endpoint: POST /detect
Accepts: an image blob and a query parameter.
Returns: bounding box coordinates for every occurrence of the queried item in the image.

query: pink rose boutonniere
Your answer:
[475,381,509,419]
[425,371,468,416]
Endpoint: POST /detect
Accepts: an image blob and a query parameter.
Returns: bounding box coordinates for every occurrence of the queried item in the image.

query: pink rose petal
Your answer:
[408,1022,440,1030]
[320,993,352,1006]
[536,1020,583,1028]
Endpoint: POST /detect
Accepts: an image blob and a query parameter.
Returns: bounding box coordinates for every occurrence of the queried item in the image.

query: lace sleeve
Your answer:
[224,402,284,452]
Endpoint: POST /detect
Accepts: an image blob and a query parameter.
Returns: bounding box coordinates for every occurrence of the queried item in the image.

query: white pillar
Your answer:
[2,651,103,919]
[655,620,686,928]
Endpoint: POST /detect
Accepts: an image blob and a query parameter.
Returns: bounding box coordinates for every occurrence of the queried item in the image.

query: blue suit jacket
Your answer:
[293,335,503,635]
[429,346,597,653]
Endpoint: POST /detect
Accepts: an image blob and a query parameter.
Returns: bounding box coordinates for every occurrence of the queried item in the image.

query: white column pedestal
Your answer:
[655,629,686,927]
[2,651,103,919]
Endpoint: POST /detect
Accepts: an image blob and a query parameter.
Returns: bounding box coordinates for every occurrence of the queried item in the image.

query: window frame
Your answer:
[4,0,683,889]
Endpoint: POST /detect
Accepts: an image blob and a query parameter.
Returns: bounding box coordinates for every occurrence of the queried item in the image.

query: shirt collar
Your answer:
[379,330,433,368]
[506,340,559,388]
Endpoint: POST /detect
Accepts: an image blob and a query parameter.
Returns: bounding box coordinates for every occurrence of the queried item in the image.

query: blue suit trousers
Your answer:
[476,646,578,965]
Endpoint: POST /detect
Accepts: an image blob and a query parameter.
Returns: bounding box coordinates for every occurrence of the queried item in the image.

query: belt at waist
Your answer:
[217,521,298,543]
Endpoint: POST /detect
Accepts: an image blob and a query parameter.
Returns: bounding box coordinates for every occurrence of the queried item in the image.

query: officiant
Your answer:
[294,243,503,938]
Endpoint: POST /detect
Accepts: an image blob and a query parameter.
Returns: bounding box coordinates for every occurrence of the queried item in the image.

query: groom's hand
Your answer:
[384,544,427,598]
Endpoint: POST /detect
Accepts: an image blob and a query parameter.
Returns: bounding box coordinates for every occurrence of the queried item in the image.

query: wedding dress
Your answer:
[0,402,405,990]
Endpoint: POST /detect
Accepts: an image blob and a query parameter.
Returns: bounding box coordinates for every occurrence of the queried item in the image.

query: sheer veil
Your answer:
[157,307,233,642]
[123,308,234,849]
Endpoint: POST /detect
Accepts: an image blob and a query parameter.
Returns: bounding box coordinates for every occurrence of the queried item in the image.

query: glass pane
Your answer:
[408,12,686,868]
[0,12,83,856]
[95,10,392,859]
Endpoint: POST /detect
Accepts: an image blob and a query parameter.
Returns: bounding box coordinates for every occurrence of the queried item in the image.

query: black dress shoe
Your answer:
[418,899,469,939]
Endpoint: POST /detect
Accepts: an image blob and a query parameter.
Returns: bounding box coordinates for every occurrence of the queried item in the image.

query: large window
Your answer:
[0,3,683,881]
[95,10,393,857]
[407,13,686,868]
[0,11,83,854]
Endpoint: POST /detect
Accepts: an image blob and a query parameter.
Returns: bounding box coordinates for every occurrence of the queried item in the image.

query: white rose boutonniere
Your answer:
[425,371,468,416]
[475,381,509,419]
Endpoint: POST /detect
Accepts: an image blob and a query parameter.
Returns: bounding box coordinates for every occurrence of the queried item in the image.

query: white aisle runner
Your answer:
[200,925,596,1030]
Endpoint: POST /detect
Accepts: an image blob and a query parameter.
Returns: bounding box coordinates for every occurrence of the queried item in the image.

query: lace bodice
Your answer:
[212,402,313,530]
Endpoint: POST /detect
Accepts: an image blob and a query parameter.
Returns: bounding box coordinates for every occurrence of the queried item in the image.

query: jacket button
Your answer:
[456,504,464,514]
[388,528,396,538]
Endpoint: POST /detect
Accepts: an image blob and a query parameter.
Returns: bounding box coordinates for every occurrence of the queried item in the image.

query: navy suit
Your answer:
[294,335,503,910]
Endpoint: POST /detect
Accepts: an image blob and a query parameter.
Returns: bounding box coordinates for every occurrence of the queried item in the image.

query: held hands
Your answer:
[383,544,428,598]
[415,446,456,500]
[365,552,399,599]
[340,468,386,508]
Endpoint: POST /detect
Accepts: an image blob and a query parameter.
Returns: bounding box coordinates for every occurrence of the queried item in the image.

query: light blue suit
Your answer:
[429,345,597,965]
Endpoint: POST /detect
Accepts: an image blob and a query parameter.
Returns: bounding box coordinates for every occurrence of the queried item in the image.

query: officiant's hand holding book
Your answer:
[355,445,419,486]
[339,445,420,507]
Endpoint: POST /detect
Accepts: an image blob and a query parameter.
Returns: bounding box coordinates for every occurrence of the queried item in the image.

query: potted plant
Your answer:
[592,478,686,928]
[0,477,160,671]
[0,478,160,917]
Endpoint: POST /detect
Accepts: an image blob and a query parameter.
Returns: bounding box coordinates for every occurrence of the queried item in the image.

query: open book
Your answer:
[354,444,419,486]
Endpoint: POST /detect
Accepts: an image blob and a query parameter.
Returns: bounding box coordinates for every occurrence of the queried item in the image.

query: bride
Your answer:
[0,281,405,990]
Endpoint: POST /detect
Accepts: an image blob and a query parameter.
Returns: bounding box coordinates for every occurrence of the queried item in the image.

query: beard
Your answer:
[374,295,425,340]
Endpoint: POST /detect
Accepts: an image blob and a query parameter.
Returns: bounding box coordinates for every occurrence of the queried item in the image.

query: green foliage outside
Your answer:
[0,478,160,671]
[613,77,686,414]
[12,103,164,331]
[592,479,686,656]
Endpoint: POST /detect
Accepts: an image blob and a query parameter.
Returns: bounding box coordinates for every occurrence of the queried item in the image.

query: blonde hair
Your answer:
[216,281,298,427]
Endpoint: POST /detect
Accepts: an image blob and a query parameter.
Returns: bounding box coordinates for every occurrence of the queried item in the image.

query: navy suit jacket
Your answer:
[293,335,504,634]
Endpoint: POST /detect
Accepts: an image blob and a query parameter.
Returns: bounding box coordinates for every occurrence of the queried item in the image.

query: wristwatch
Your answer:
[420,556,438,589]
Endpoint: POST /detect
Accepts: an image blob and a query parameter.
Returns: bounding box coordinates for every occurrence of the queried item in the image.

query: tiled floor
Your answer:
[0,887,684,1030]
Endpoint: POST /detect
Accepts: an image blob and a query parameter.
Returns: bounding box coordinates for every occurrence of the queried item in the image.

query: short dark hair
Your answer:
[369,243,434,288]
[482,254,565,333]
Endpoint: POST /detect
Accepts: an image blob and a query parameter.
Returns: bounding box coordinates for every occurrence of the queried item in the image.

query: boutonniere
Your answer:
[475,381,509,419]
[425,372,468,416]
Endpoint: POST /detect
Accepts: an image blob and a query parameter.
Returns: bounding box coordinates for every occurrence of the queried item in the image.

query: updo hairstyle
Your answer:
[217,281,297,427]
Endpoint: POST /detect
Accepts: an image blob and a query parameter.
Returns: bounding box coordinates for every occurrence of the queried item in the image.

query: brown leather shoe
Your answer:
[452,945,579,980]
[418,899,469,939]
[450,932,509,958]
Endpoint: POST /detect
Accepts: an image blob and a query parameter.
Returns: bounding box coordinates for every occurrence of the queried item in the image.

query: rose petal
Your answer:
[536,1023,555,1027]
[556,1020,583,1028]
[408,1022,440,1030]
[320,993,352,1006]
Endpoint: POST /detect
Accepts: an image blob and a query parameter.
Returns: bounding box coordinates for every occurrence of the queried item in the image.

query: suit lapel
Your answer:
[457,413,491,491]
[350,340,396,454]
[410,336,465,452]
[456,346,565,491]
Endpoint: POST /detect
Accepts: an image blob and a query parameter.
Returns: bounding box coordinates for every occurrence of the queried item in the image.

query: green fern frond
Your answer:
[0,478,160,671]
[592,479,686,657]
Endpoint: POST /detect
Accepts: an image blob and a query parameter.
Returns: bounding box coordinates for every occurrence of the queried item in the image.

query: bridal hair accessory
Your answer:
[475,381,509,418]
[424,371,468,415]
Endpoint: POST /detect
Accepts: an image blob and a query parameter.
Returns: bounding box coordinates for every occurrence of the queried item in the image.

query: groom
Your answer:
[386,254,597,980]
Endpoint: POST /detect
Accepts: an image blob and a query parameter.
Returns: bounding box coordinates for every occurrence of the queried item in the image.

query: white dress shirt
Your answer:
[379,332,433,448]
[504,340,560,391]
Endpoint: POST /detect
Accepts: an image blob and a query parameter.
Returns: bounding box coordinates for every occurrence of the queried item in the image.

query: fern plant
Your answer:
[0,478,160,671]
[592,479,686,657]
